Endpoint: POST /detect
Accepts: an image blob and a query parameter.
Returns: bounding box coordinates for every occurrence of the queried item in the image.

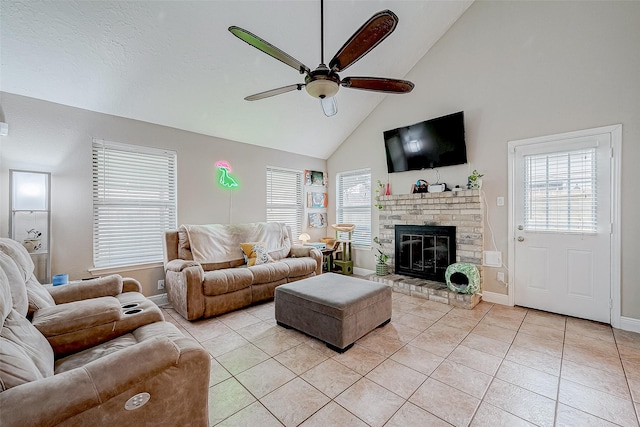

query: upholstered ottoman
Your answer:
[275,273,392,352]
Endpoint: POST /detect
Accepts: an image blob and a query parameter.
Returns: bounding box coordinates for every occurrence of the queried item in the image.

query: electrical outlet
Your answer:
[497,196,505,206]
[157,279,165,290]
[497,272,505,283]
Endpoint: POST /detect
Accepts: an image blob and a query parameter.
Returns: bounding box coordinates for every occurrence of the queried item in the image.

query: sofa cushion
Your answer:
[0,267,12,327]
[202,268,254,296]
[0,337,45,391]
[184,222,289,264]
[0,239,55,315]
[0,252,28,316]
[177,226,194,260]
[0,238,35,280]
[24,277,55,315]
[0,309,54,390]
[279,257,319,278]
[201,259,245,271]
[240,242,274,266]
[248,262,290,284]
[54,322,185,374]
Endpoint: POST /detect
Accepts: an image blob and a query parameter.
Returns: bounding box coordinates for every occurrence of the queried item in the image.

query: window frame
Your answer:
[92,139,177,270]
[266,166,304,241]
[336,168,372,249]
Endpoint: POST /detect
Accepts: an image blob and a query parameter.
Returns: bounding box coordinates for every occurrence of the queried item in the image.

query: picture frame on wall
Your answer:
[308,212,327,228]
[304,170,326,187]
[307,192,328,208]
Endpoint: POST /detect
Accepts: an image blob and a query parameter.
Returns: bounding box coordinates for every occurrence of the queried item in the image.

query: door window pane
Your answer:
[524,148,596,233]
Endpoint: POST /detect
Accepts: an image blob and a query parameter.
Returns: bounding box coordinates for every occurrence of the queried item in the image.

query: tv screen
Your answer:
[383,111,467,173]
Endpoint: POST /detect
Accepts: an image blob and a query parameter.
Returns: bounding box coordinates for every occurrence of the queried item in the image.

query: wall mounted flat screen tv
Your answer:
[383,111,467,173]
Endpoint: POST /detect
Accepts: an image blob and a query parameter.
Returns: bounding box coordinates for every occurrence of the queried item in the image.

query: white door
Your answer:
[511,131,612,323]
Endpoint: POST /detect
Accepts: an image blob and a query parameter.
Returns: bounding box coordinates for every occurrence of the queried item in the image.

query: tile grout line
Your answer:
[613,328,640,425]
[164,298,640,426]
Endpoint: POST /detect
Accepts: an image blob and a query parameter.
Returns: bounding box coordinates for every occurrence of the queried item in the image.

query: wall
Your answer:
[327,1,640,318]
[0,93,326,296]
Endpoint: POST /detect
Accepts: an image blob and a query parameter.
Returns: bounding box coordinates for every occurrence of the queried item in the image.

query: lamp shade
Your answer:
[12,171,49,210]
[298,233,311,244]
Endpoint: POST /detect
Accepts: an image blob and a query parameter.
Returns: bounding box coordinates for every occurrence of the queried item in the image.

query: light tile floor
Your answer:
[161,292,640,427]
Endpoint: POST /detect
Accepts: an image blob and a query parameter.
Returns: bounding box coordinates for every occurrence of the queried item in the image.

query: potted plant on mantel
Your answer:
[373,237,389,276]
[467,170,484,190]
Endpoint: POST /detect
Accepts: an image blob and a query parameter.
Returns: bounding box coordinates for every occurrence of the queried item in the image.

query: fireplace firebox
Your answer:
[394,225,456,282]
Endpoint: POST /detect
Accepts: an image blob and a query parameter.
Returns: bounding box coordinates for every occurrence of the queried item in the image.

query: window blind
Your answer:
[92,139,177,268]
[336,169,372,248]
[266,166,303,240]
[524,148,597,233]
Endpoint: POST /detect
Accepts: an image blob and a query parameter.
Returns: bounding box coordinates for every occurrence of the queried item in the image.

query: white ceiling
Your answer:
[0,1,472,159]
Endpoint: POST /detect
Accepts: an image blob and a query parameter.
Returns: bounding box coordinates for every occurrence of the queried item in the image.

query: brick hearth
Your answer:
[375,189,484,309]
[366,273,481,310]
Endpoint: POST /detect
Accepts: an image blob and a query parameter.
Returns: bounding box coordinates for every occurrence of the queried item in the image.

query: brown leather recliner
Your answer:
[0,251,210,426]
[0,237,164,356]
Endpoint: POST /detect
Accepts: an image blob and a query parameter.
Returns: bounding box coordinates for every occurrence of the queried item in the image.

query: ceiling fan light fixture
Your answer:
[305,78,339,99]
[320,96,337,117]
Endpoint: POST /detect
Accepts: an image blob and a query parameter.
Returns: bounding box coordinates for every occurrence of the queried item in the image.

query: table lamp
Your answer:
[299,233,311,245]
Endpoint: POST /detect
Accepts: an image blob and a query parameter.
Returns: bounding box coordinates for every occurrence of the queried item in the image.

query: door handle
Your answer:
[518,236,525,242]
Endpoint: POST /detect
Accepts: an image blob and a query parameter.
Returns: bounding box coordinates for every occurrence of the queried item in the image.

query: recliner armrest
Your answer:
[0,337,183,427]
[289,246,322,275]
[122,277,142,293]
[289,245,318,258]
[32,296,122,337]
[47,275,123,304]
[165,259,201,272]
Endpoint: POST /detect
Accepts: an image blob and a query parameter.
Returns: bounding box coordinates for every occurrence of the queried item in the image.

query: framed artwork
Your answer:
[307,192,328,208]
[304,170,326,187]
[308,212,327,228]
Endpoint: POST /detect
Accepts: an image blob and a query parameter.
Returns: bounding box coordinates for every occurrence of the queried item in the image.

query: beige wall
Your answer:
[327,1,640,318]
[0,93,326,296]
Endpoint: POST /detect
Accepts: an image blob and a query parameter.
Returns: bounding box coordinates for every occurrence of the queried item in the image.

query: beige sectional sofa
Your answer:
[163,222,322,320]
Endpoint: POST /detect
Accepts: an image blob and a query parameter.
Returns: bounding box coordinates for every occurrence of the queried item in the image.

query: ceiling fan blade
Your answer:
[341,77,414,93]
[229,26,311,75]
[328,10,398,73]
[320,97,337,117]
[245,84,304,101]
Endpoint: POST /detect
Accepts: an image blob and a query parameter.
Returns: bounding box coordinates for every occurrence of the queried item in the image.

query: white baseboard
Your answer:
[481,291,512,306]
[354,267,374,277]
[148,293,169,307]
[619,316,640,333]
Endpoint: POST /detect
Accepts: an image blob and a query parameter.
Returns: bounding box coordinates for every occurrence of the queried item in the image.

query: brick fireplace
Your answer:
[368,189,484,309]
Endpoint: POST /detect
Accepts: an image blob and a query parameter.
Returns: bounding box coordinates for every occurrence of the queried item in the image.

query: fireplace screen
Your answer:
[395,225,456,282]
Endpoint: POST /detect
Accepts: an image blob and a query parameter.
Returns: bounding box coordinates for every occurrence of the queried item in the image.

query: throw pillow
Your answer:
[240,242,274,266]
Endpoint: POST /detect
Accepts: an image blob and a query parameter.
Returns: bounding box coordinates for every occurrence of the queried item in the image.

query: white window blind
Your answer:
[266,166,303,240]
[524,148,597,233]
[92,139,177,268]
[336,169,371,248]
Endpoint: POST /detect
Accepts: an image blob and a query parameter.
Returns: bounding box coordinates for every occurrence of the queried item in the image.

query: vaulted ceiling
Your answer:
[0,1,472,159]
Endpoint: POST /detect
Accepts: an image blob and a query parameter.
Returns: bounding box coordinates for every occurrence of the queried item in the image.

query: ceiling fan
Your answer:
[229,0,414,117]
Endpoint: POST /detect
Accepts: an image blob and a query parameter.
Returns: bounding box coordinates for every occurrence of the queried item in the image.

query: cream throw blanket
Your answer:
[184,222,289,264]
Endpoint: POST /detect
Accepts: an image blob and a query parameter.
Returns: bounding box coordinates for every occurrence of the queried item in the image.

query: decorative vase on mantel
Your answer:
[376,263,389,276]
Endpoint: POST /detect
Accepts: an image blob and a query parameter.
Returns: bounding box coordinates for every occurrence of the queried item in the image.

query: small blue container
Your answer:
[52,274,69,286]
